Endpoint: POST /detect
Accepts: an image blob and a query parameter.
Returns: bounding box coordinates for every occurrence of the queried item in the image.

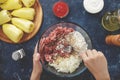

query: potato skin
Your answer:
[0,10,11,25]
[11,8,35,20]
[12,18,34,33]
[21,0,35,7]
[2,24,24,43]
[1,0,22,10]
[0,0,7,3]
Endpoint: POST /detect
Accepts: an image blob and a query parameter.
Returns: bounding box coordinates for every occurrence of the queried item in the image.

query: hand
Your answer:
[80,49,110,80]
[30,44,42,80]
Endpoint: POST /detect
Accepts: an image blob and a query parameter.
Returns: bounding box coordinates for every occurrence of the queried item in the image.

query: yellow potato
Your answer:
[21,0,35,7]
[2,24,24,43]
[0,10,11,25]
[12,18,34,33]
[1,0,22,10]
[0,0,7,3]
[11,8,35,20]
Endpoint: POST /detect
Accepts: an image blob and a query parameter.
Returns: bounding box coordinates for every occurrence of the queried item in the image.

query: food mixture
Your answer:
[40,26,88,73]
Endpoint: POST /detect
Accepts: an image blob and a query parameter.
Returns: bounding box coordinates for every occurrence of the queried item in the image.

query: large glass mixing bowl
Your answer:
[37,22,92,77]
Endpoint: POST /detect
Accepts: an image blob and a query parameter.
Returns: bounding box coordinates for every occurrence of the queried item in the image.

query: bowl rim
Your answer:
[37,22,93,77]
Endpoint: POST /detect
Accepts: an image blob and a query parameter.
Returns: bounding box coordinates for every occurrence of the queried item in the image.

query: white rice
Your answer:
[49,31,88,73]
[49,53,82,73]
[65,31,88,53]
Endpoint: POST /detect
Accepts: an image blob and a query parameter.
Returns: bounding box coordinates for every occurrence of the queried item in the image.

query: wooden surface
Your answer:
[0,0,43,44]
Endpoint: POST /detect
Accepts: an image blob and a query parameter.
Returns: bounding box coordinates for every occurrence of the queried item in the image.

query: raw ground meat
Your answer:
[39,26,74,63]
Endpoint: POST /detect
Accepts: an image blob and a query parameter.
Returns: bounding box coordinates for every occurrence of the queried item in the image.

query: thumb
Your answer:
[32,53,42,74]
[33,53,40,66]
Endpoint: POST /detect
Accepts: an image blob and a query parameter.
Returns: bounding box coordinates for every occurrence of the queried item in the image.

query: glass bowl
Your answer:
[37,22,92,77]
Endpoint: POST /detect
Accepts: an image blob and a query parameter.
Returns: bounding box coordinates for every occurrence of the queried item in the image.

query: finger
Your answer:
[86,50,93,57]
[80,52,88,61]
[98,51,104,57]
[33,53,42,74]
[92,49,98,55]
[98,51,102,54]
[34,43,38,54]
[33,53,41,66]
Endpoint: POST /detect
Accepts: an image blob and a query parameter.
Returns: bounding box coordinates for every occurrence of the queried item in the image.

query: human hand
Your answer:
[30,44,42,80]
[80,49,110,80]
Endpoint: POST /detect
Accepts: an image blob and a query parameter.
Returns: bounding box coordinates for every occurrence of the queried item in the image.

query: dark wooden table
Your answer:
[0,0,120,80]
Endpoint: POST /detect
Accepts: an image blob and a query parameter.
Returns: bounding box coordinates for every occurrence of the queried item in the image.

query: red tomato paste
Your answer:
[53,1,69,18]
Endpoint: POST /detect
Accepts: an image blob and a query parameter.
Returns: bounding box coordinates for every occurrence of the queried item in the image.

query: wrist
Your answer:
[32,67,42,75]
[95,74,110,80]
[96,77,110,80]
[32,70,42,77]
[30,71,41,80]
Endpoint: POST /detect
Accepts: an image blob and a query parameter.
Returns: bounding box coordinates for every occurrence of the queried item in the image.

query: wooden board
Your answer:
[0,0,43,44]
